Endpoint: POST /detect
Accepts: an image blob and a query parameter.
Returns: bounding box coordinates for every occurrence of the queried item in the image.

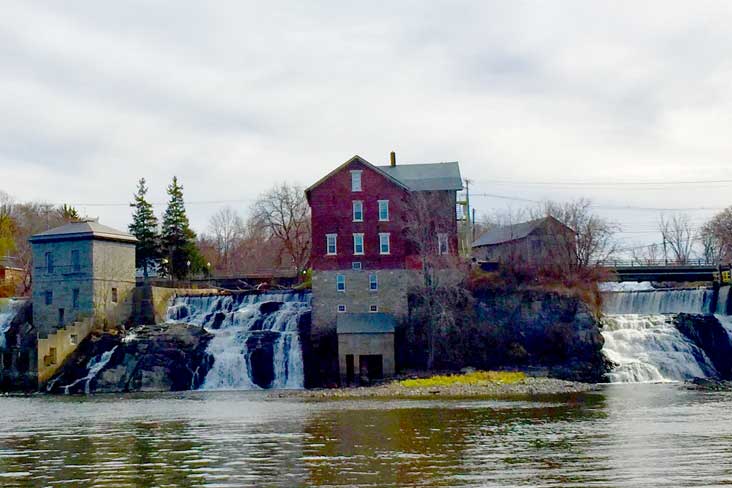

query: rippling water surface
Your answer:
[1,384,732,487]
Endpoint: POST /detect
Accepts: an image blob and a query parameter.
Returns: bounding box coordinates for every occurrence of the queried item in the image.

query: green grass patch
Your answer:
[397,371,526,388]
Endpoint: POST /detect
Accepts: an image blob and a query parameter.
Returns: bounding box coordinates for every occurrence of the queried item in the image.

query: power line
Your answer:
[474,177,732,187]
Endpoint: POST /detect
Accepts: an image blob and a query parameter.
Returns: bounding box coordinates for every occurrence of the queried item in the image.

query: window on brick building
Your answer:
[352,262,362,270]
[369,273,378,291]
[353,233,364,255]
[438,233,449,255]
[336,274,346,292]
[378,200,389,221]
[379,233,390,255]
[326,234,337,255]
[353,201,363,222]
[337,304,346,312]
[351,170,362,192]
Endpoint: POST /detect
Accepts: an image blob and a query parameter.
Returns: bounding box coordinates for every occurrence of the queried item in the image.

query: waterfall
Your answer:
[62,346,119,395]
[166,292,310,390]
[602,288,713,314]
[717,286,730,315]
[601,315,717,383]
[601,286,718,383]
[0,299,26,350]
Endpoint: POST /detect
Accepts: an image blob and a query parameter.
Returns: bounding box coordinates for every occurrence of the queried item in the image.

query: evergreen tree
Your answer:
[129,178,161,278]
[160,176,203,279]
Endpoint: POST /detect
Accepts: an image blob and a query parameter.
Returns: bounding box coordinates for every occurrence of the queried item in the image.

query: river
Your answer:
[1,384,732,487]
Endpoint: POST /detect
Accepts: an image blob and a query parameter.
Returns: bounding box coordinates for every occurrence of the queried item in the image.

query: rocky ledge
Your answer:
[47,323,213,394]
[269,377,597,400]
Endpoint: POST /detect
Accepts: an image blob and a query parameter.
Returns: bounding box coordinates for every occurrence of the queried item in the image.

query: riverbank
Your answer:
[269,375,598,400]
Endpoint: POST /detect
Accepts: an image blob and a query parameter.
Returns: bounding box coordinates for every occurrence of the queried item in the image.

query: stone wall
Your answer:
[37,317,94,385]
[338,332,395,384]
[133,286,222,325]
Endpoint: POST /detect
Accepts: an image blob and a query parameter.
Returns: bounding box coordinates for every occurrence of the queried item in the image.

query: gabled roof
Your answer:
[377,162,462,191]
[472,216,573,248]
[29,220,137,244]
[337,313,396,334]
[305,155,463,200]
[305,155,409,200]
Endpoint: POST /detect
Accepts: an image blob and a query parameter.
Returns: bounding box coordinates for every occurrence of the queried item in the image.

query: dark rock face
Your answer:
[675,314,732,379]
[0,300,37,392]
[398,289,607,383]
[47,323,214,394]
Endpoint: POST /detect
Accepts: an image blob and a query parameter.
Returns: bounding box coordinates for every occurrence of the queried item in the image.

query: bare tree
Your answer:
[250,183,311,279]
[404,191,467,370]
[207,206,244,274]
[700,207,732,264]
[659,213,695,264]
[536,199,618,269]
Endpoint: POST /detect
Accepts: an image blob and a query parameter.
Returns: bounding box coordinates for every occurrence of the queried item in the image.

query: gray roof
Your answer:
[337,313,396,334]
[377,162,463,191]
[30,220,137,244]
[472,217,555,247]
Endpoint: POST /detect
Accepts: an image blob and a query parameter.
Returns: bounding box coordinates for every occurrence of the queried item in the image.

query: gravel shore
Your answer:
[269,377,598,400]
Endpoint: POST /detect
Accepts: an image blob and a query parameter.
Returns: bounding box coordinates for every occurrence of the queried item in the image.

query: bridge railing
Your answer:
[595,259,723,268]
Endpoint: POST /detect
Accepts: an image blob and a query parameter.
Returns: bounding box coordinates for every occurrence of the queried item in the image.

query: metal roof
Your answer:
[337,313,396,334]
[377,162,463,191]
[29,220,137,244]
[472,216,572,247]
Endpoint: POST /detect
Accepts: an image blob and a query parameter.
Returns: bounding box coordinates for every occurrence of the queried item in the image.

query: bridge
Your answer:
[605,260,728,283]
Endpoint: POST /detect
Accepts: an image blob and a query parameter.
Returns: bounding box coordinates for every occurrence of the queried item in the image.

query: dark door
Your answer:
[58,308,65,326]
[346,354,355,385]
[358,355,384,384]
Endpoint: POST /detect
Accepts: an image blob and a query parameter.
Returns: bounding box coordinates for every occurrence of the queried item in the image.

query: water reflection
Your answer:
[0,387,731,487]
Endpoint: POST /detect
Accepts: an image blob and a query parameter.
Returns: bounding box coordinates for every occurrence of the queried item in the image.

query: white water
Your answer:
[0,299,26,349]
[601,314,717,383]
[62,346,119,395]
[602,288,713,314]
[601,288,719,383]
[717,286,730,315]
[167,292,310,390]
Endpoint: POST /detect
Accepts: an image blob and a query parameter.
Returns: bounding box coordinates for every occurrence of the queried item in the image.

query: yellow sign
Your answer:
[721,270,731,284]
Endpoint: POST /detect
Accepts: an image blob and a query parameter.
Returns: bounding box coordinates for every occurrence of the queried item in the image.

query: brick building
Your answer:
[29,220,137,384]
[306,154,462,383]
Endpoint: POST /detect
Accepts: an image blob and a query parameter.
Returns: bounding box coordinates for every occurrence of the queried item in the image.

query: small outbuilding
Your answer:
[472,216,577,268]
[337,312,395,385]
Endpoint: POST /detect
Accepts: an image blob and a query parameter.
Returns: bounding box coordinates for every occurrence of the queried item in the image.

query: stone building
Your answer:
[306,154,462,383]
[29,220,137,384]
[472,216,577,269]
[337,313,395,385]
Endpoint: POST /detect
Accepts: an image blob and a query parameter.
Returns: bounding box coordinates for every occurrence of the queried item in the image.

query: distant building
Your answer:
[29,220,137,384]
[472,216,576,268]
[306,153,462,383]
[0,256,23,291]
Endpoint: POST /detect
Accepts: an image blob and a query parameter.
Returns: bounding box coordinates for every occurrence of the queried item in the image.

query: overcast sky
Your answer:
[3,1,732,252]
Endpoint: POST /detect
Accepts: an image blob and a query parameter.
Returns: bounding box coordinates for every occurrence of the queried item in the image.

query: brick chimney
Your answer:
[390,151,396,167]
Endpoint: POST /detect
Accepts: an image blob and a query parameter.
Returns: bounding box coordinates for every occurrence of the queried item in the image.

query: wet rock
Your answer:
[675,314,732,379]
[259,301,283,314]
[47,323,214,394]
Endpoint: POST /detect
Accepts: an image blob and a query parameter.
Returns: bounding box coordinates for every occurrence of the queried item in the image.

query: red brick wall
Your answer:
[309,159,459,271]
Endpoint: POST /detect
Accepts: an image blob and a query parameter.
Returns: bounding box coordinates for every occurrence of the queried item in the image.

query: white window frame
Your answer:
[337,304,347,313]
[353,233,365,255]
[438,233,449,255]
[336,274,346,292]
[369,304,378,313]
[352,262,362,271]
[352,200,364,222]
[379,233,390,255]
[326,234,337,255]
[351,170,362,192]
[378,200,389,221]
[369,273,378,291]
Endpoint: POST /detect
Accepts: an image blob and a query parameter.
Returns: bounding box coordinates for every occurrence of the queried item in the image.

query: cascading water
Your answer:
[61,346,119,395]
[601,285,718,383]
[0,299,25,349]
[166,291,309,390]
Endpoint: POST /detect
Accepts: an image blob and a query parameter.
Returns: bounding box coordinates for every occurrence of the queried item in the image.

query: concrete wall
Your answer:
[311,269,414,337]
[133,286,222,325]
[37,317,94,385]
[338,332,395,383]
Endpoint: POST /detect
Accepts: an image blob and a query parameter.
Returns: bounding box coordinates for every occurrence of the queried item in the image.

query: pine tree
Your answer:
[160,176,203,279]
[129,178,161,278]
